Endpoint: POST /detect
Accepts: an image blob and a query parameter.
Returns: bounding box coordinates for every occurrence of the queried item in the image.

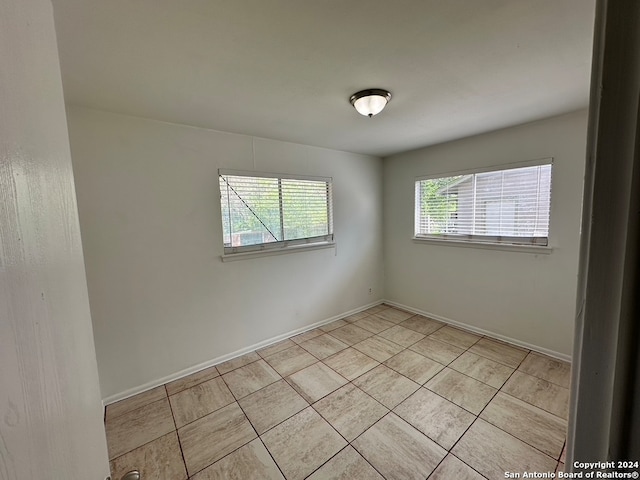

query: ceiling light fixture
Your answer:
[349,89,392,117]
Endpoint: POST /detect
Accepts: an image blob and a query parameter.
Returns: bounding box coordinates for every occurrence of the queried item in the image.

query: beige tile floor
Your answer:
[105,305,570,480]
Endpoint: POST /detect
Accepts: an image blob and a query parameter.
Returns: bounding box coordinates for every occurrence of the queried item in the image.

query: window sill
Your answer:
[412,237,553,254]
[221,241,336,262]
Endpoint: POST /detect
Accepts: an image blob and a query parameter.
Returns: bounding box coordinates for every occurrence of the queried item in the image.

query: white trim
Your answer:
[415,157,554,181]
[219,171,334,257]
[382,299,572,363]
[412,237,553,254]
[221,241,335,262]
[219,168,332,183]
[102,299,384,405]
[103,297,571,405]
[224,234,333,255]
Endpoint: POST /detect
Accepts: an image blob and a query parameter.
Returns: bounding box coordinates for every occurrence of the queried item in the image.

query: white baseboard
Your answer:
[382,299,572,363]
[102,299,385,405]
[104,298,570,405]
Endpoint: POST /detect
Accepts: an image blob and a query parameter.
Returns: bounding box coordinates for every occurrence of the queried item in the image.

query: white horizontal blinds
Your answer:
[476,165,551,237]
[416,163,552,245]
[219,172,332,253]
[220,175,280,248]
[281,178,331,241]
[415,175,465,236]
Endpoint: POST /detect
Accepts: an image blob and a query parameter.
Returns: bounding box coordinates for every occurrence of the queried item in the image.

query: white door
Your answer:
[0,0,111,479]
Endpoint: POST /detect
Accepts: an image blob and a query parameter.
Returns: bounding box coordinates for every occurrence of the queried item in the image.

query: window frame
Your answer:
[413,158,553,250]
[218,169,334,258]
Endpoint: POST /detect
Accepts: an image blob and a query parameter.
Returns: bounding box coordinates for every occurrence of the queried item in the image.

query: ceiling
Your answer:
[51,0,595,157]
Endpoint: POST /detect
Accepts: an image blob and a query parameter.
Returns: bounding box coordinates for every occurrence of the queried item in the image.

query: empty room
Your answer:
[4,0,640,479]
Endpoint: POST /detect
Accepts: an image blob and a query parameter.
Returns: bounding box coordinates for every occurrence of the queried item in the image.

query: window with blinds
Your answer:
[414,160,552,246]
[219,170,333,254]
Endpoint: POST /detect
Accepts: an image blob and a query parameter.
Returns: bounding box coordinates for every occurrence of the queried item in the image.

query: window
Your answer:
[415,160,552,246]
[219,170,333,254]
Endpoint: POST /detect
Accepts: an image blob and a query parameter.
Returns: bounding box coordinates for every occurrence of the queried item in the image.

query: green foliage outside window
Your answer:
[419,176,462,234]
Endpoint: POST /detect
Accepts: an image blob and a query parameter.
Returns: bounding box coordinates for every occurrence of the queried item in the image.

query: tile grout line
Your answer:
[265,320,562,474]
[309,381,388,441]
[446,451,492,479]
[296,360,402,478]
[167,398,237,431]
[416,334,502,417]
[500,366,571,419]
[163,384,190,479]
[381,349,447,385]
[474,346,528,417]
[182,375,263,479]
[105,396,175,462]
[359,409,449,480]
[445,349,563,472]
[107,432,181,473]
[458,415,560,468]
[348,331,564,472]
[104,388,168,422]
[424,333,507,467]
[106,307,571,479]
[338,349,462,476]
[262,346,320,377]
[346,410,414,480]
[166,367,221,397]
[230,391,290,480]
[228,374,314,440]
[282,362,341,404]
[496,390,568,422]
[476,372,568,462]
[296,410,361,479]
[257,435,288,480]
[99,310,395,469]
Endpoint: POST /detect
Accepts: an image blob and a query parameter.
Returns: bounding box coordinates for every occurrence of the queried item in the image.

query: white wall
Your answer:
[67,107,384,400]
[0,1,109,478]
[383,110,588,358]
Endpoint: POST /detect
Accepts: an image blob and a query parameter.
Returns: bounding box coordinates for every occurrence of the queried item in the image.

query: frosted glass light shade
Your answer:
[350,89,392,117]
